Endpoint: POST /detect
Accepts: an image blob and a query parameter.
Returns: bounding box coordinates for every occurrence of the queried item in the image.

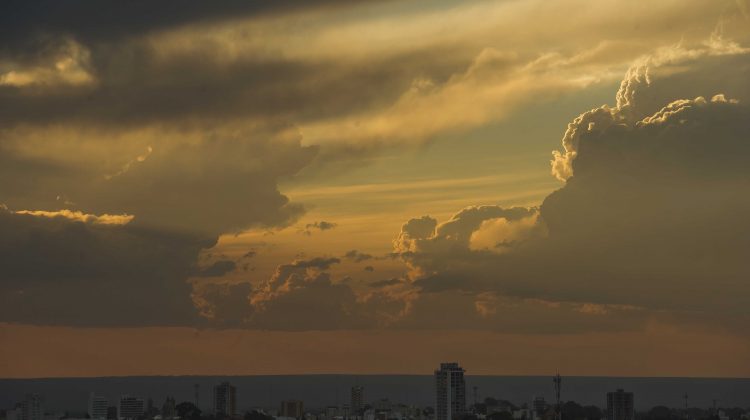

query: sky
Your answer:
[1,0,749,378]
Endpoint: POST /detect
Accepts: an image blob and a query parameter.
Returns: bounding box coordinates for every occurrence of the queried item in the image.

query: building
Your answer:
[16,395,41,420]
[532,397,546,420]
[351,387,364,414]
[118,396,145,420]
[19,394,44,420]
[213,382,237,418]
[606,389,634,420]
[88,393,109,420]
[162,397,177,419]
[6,407,21,420]
[435,362,466,420]
[280,400,304,419]
[324,406,338,420]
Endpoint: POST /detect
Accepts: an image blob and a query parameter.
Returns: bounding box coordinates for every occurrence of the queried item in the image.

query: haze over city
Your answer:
[1,0,749,387]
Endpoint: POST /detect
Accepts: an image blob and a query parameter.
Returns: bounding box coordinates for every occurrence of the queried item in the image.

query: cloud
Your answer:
[289,256,341,270]
[193,260,237,278]
[0,0,374,51]
[392,215,437,253]
[469,212,545,253]
[306,221,337,231]
[2,1,749,333]
[369,278,402,288]
[388,46,750,334]
[301,220,338,235]
[0,38,95,87]
[191,282,253,326]
[0,126,317,237]
[552,37,750,181]
[343,249,374,262]
[0,207,208,326]
[126,37,750,335]
[12,208,133,225]
[244,257,374,330]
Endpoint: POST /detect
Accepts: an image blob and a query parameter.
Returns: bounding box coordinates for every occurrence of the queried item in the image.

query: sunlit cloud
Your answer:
[13,208,134,225]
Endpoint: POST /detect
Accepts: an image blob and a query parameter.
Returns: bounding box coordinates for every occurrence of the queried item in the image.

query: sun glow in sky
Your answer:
[1,0,749,378]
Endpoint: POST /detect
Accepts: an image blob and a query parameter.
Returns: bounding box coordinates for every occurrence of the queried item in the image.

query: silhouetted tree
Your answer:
[176,402,202,420]
[582,406,603,420]
[488,411,514,420]
[244,411,273,420]
[648,406,673,420]
[562,401,585,420]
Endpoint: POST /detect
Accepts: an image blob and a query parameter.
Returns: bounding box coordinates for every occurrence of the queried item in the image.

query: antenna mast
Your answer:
[553,374,562,420]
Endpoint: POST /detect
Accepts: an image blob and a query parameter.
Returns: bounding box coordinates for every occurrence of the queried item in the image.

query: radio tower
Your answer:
[553,374,562,420]
[195,384,200,409]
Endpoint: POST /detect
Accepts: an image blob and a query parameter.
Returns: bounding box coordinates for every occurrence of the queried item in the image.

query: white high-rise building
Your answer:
[89,393,109,420]
[435,362,466,420]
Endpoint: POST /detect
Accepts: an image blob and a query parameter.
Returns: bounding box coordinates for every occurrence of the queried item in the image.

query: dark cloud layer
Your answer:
[0,0,376,53]
[2,1,749,335]
[0,208,207,326]
[1,128,317,236]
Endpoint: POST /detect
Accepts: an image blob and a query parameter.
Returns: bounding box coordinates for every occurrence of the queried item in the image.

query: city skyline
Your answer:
[1,0,749,378]
[3,374,749,414]
[3,370,748,420]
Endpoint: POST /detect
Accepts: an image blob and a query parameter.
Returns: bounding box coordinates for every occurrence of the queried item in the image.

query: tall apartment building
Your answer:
[351,386,364,413]
[435,362,466,420]
[19,394,44,420]
[88,393,109,420]
[213,382,237,418]
[607,389,635,420]
[118,396,145,420]
[162,396,177,419]
[280,400,304,419]
[532,397,547,420]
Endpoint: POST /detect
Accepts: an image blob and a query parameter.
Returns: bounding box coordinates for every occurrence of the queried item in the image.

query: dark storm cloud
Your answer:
[0,0,377,53]
[0,207,208,326]
[0,128,317,236]
[0,39,469,128]
[0,122,317,327]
